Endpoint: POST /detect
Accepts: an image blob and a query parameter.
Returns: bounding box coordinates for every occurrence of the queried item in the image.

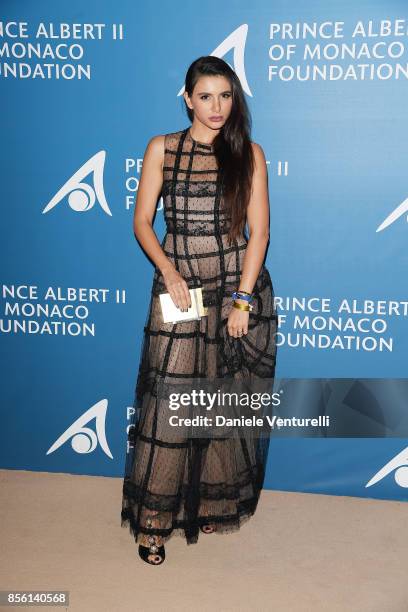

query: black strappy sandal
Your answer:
[138,512,165,565]
[138,536,165,565]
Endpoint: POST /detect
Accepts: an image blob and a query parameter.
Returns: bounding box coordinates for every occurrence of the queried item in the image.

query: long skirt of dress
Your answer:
[121,232,278,546]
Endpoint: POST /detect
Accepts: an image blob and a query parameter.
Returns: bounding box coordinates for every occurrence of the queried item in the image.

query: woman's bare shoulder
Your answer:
[145,128,185,156]
[250,141,266,158]
[142,134,166,171]
[145,134,165,153]
[250,141,267,172]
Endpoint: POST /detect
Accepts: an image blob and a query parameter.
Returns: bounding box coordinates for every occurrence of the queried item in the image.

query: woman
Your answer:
[121,56,277,565]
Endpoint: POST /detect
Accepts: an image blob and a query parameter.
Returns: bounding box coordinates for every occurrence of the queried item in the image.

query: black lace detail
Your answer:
[121,127,278,546]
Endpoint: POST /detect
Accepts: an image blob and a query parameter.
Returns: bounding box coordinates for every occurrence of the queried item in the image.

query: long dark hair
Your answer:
[183,56,254,245]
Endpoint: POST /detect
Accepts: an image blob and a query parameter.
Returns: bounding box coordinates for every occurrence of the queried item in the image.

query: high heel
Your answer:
[138,543,165,565]
[138,512,165,565]
[138,538,166,565]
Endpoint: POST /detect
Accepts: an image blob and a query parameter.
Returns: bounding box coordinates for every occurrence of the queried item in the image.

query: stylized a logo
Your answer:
[177,24,252,97]
[365,446,408,488]
[42,151,111,216]
[376,197,408,232]
[46,399,113,459]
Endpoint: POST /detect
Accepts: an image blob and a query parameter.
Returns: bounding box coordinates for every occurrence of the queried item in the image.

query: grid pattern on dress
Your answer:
[121,127,278,546]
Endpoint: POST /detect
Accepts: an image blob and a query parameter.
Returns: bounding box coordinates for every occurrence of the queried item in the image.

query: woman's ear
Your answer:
[183,91,192,110]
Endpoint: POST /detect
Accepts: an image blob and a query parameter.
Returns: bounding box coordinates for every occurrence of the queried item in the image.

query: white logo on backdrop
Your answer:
[42,151,111,216]
[46,399,113,459]
[177,24,252,97]
[376,197,408,232]
[365,446,408,488]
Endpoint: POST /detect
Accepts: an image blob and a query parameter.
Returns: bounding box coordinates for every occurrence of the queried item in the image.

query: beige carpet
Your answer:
[0,469,407,612]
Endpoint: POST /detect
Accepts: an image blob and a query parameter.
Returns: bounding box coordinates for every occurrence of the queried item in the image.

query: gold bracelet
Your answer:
[233,301,250,312]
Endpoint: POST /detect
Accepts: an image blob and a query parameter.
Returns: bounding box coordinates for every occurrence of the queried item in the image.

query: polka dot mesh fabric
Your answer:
[121,127,278,546]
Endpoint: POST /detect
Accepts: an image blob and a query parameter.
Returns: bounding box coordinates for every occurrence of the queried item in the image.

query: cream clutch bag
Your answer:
[159,286,208,324]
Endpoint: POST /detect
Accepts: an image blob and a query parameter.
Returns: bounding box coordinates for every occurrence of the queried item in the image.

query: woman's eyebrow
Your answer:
[196,90,232,95]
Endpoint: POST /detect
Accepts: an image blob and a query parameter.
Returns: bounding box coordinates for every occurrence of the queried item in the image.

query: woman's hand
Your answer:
[227,298,250,338]
[162,265,192,311]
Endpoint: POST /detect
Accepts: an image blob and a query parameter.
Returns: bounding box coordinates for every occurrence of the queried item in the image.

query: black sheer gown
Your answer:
[121,127,278,546]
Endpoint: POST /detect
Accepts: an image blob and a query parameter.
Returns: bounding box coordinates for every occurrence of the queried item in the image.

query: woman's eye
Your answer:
[199,94,231,100]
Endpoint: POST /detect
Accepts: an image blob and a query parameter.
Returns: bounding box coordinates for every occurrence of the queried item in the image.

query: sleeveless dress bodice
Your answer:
[162,127,232,237]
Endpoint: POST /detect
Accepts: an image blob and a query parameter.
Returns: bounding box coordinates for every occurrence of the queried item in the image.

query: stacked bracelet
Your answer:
[233,301,252,312]
[232,290,253,303]
[232,289,254,312]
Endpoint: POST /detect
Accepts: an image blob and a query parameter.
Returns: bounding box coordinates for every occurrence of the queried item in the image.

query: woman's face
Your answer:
[184,75,233,130]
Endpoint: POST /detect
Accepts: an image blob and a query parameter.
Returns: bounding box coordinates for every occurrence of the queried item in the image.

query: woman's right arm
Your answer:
[133,135,191,311]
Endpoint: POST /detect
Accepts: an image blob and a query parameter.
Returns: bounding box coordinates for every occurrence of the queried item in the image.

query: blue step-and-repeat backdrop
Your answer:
[1,1,407,501]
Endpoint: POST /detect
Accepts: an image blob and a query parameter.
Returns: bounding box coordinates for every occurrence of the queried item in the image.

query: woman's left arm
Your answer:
[227,143,270,338]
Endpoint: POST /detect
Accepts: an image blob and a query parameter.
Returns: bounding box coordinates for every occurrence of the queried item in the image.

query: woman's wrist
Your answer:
[160,262,175,275]
[237,287,253,295]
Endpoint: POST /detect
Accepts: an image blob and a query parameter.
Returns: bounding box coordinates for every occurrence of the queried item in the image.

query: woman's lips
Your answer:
[209,116,223,122]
